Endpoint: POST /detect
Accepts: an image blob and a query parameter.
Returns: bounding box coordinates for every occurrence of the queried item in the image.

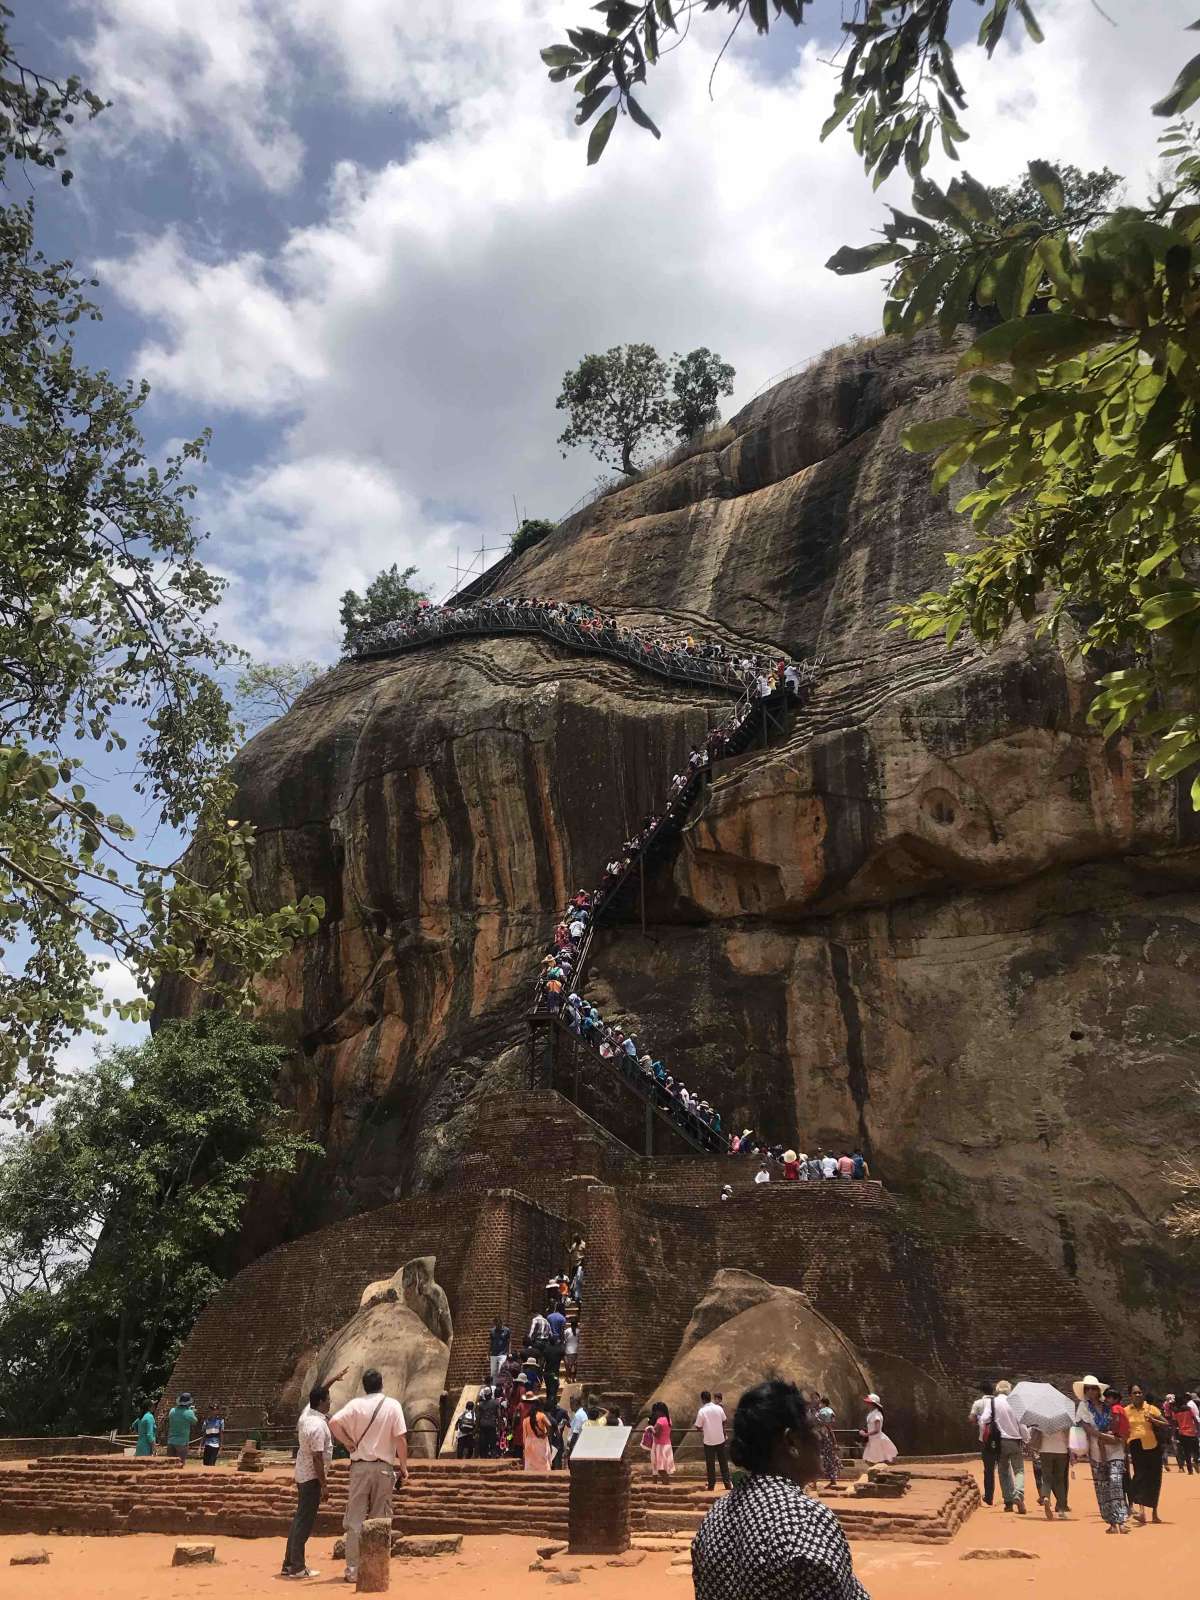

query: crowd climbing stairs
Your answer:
[346,597,815,1161]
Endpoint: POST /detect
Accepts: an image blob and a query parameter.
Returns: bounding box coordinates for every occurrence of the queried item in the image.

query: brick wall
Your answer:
[166,1088,1114,1443]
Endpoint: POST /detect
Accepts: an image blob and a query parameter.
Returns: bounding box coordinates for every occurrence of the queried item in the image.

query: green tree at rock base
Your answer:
[0,1013,320,1434]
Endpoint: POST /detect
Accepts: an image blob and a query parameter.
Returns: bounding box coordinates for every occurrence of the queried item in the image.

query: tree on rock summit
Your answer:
[556,342,736,476]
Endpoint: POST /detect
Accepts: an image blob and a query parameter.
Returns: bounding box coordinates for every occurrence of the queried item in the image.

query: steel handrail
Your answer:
[548,1009,725,1156]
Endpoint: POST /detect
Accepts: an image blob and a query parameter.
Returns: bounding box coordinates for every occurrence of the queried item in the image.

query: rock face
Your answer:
[169,328,1200,1368]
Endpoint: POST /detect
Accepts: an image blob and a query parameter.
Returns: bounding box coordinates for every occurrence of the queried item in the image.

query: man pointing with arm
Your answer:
[329,1369,409,1586]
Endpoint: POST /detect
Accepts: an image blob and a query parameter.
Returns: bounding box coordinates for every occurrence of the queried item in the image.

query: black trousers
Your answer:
[703,1442,732,1490]
[456,1436,476,1458]
[478,1426,497,1459]
[981,1447,996,1505]
[1129,1440,1163,1509]
[283,1478,321,1574]
[1179,1435,1199,1472]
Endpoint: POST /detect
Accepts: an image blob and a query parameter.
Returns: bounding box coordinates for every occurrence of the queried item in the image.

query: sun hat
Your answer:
[782,1149,798,1163]
[1073,1375,1106,1398]
[994,1380,1012,1395]
[863,1393,882,1406]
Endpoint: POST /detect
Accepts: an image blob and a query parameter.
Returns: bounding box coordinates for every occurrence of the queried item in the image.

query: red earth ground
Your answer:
[2,1461,1196,1597]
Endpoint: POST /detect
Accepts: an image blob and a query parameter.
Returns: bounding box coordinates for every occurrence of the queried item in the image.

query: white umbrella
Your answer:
[1005,1381,1075,1434]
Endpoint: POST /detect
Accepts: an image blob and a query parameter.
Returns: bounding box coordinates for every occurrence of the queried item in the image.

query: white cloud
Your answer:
[202,455,468,659]
[78,0,303,190]
[85,0,1195,663]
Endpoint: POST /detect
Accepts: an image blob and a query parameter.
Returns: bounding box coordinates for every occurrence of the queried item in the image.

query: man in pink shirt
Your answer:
[329,1369,409,1584]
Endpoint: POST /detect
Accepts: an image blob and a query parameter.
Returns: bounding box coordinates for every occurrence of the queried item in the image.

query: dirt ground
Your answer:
[2,1463,1197,1597]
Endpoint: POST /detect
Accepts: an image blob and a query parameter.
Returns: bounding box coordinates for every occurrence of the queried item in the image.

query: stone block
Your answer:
[607,1551,646,1566]
[538,1543,568,1559]
[960,1548,1039,1560]
[333,1537,346,1560]
[357,1516,391,1593]
[171,1543,215,1566]
[392,1534,462,1557]
[10,1550,50,1566]
[547,1575,581,1586]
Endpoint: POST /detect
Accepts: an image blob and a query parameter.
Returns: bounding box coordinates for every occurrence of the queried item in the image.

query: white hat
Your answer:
[994,1379,1012,1395]
[1073,1375,1106,1398]
[863,1393,882,1406]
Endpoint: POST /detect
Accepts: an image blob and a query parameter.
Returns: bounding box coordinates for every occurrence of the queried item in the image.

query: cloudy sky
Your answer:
[27,0,1193,666]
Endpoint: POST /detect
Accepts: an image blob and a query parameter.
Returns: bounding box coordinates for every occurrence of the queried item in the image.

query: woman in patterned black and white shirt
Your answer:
[691,1381,869,1600]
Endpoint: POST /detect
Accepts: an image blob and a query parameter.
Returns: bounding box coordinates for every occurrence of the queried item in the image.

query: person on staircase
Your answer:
[475,1386,499,1459]
[455,1401,477,1459]
[488,1317,510,1384]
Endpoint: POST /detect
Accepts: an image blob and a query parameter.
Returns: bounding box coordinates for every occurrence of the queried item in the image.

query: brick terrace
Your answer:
[164,1090,1113,1446]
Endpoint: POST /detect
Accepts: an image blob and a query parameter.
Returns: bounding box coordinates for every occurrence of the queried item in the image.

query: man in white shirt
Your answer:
[985,1380,1030,1513]
[820,1153,838,1180]
[695,1390,731,1491]
[329,1369,409,1584]
[754,1165,771,1184]
[282,1379,337,1579]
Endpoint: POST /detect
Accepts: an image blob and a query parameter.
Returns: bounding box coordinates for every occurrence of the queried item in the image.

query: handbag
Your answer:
[981,1399,1002,1456]
[640,1426,653,1450]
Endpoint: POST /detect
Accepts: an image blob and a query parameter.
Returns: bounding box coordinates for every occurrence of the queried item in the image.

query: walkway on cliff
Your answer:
[347,595,819,1162]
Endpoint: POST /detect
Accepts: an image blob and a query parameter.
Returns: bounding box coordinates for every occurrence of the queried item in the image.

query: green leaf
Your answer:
[1137,589,1200,628]
[575,86,613,125]
[825,241,907,276]
[959,313,1115,373]
[541,45,584,69]
[821,90,857,143]
[1027,159,1064,215]
[586,105,618,165]
[1015,2,1045,43]
[1153,51,1200,118]
[625,95,660,138]
[903,416,979,453]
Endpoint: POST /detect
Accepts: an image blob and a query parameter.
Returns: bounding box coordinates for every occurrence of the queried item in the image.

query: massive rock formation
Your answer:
[173,327,1199,1370]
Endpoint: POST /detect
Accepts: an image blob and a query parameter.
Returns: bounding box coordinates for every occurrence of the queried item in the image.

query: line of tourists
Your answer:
[970,1374,1200,1531]
[532,652,814,1157]
[345,592,806,698]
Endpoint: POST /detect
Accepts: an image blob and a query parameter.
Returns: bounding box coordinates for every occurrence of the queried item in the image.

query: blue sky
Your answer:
[15,0,1194,1082]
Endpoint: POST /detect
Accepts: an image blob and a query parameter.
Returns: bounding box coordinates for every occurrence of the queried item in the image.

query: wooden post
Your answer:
[356,1517,391,1592]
